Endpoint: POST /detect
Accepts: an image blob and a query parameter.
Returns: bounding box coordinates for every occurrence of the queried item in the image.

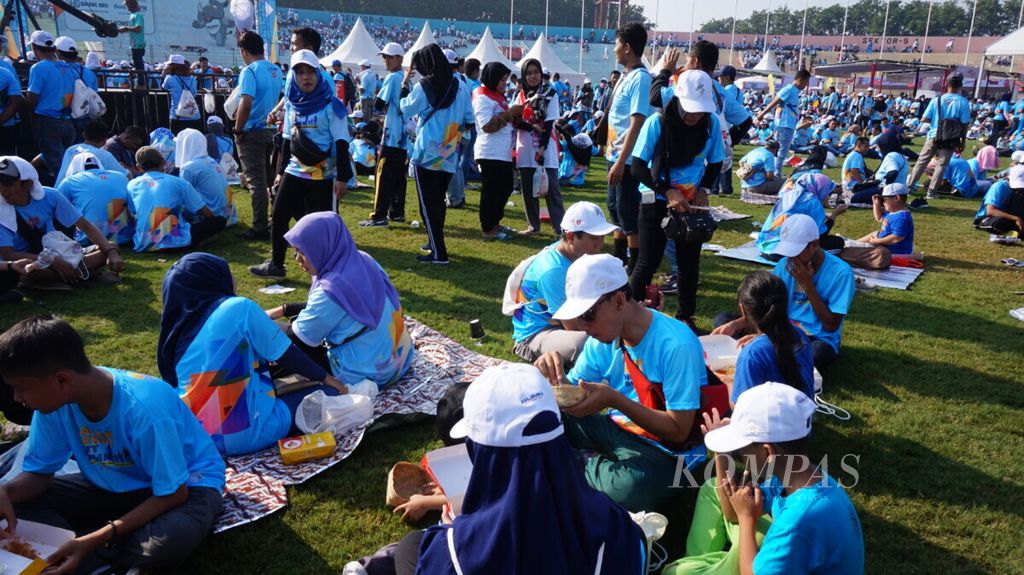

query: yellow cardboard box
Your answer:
[278,432,337,465]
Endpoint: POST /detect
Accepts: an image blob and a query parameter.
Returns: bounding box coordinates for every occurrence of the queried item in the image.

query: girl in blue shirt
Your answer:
[161,56,202,134]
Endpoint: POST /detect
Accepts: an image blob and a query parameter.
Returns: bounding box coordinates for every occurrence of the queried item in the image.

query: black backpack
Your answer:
[934,95,966,149]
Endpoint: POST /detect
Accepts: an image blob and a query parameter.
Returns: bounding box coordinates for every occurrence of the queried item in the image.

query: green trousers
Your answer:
[661,479,773,575]
[563,414,690,512]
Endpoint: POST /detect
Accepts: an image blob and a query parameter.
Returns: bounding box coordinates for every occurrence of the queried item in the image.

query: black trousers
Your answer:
[975,215,1021,235]
[170,118,204,135]
[0,125,18,157]
[987,120,1009,146]
[414,165,453,261]
[370,146,408,221]
[629,200,702,319]
[477,158,515,233]
[271,174,333,266]
[180,216,226,250]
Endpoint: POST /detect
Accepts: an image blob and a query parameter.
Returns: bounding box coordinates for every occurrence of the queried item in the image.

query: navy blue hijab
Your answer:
[157,253,235,386]
[416,431,646,575]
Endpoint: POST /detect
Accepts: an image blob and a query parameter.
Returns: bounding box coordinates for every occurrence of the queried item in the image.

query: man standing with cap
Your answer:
[54,36,98,144]
[717,63,751,195]
[756,69,810,176]
[26,30,76,183]
[715,214,854,369]
[119,0,146,87]
[907,73,970,199]
[357,59,378,119]
[667,383,864,575]
[361,42,408,228]
[331,59,354,110]
[196,56,213,90]
[533,253,707,512]
[509,201,619,364]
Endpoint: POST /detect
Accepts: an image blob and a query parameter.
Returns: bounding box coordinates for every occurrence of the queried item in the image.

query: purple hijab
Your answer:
[284,212,399,329]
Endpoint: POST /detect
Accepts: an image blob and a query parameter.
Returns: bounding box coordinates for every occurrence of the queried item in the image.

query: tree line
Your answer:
[699,0,1023,37]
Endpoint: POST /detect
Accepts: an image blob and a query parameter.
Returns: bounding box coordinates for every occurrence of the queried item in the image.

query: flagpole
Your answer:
[839,0,849,58]
[879,0,890,61]
[730,0,739,63]
[965,0,978,66]
[1012,0,1024,71]
[509,0,514,52]
[689,0,695,45]
[765,0,771,46]
[798,0,809,68]
[545,0,549,37]
[579,0,585,72]
[921,0,932,64]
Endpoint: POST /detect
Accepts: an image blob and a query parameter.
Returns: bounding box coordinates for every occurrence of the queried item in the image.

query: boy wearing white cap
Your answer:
[510,202,619,364]
[533,253,707,511]
[664,383,864,575]
[357,59,378,119]
[857,182,914,255]
[359,42,408,227]
[716,214,854,369]
[974,165,1024,235]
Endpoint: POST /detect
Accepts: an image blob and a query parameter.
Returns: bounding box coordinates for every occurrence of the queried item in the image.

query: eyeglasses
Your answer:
[580,292,613,323]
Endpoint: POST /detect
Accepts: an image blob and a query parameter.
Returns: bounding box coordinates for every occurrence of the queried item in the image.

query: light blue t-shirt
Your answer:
[378,70,407,149]
[401,81,474,173]
[567,312,706,460]
[65,62,98,91]
[774,83,801,130]
[28,60,75,119]
[180,156,230,220]
[878,209,914,255]
[606,67,652,165]
[754,474,865,575]
[841,151,866,192]
[512,245,571,343]
[351,138,377,168]
[633,112,725,200]
[23,367,226,495]
[285,103,351,180]
[773,252,855,353]
[126,171,207,252]
[56,170,133,245]
[293,283,415,387]
[817,127,838,143]
[358,68,378,98]
[839,132,857,151]
[943,157,975,196]
[732,330,815,403]
[976,179,1016,219]
[128,11,146,49]
[0,67,21,127]
[175,297,292,455]
[54,143,130,186]
[0,189,82,252]
[756,187,827,255]
[739,147,778,189]
[877,151,908,185]
[715,81,750,126]
[238,59,284,132]
[924,93,972,139]
[967,158,986,182]
[162,74,200,121]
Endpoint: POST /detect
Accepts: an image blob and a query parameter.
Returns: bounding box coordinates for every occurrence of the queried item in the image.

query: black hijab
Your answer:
[663,97,710,169]
[480,62,510,92]
[519,58,544,97]
[412,44,457,111]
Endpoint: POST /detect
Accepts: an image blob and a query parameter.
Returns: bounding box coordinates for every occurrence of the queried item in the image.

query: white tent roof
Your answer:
[752,49,783,74]
[403,21,436,68]
[517,33,585,86]
[985,28,1024,57]
[466,27,516,69]
[319,18,382,71]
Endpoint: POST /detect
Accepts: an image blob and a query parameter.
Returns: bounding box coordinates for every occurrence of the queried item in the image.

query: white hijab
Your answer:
[0,156,45,233]
[174,128,208,168]
[85,51,101,69]
[66,152,100,178]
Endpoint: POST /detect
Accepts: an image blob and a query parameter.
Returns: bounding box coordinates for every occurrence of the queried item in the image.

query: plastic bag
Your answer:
[224,86,242,120]
[71,79,104,120]
[176,89,199,119]
[295,390,373,435]
[532,169,548,198]
[204,92,217,115]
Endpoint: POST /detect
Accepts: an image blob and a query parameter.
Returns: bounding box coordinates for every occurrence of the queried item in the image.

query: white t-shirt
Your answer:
[515,95,560,169]
[474,94,514,162]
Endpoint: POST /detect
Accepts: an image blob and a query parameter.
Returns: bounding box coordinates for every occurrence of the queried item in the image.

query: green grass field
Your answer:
[0,144,1021,574]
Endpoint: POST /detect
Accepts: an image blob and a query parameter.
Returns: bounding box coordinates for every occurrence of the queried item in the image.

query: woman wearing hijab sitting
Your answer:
[250,50,352,280]
[175,128,236,226]
[473,62,522,242]
[408,364,646,575]
[400,44,475,265]
[514,58,566,236]
[266,212,415,388]
[159,252,348,456]
[756,172,848,256]
[629,70,724,329]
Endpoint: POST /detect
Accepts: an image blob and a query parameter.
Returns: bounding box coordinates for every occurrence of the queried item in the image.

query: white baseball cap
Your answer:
[166,54,186,66]
[379,42,405,57]
[770,213,819,258]
[1011,150,1024,165]
[675,70,716,114]
[351,109,364,119]
[206,115,224,125]
[1010,165,1024,188]
[571,132,593,149]
[552,253,628,321]
[29,30,54,48]
[561,201,618,236]
[443,49,459,65]
[704,382,816,453]
[448,364,564,448]
[54,36,76,53]
[290,49,320,71]
[881,182,909,197]
[359,58,372,67]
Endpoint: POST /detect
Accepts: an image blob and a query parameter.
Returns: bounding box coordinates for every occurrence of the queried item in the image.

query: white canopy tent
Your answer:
[984,27,1024,56]
[751,49,783,74]
[319,18,384,73]
[403,21,437,68]
[465,27,516,70]
[516,33,585,86]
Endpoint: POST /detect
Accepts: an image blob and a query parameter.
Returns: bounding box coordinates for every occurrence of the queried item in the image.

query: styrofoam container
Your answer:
[698,334,739,371]
[0,520,75,574]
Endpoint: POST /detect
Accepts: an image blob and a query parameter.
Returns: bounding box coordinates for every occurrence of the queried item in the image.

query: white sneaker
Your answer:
[342,562,368,575]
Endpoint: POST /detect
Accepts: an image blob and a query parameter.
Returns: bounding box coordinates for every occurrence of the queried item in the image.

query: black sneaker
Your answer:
[908,197,930,209]
[420,243,433,253]
[417,254,449,265]
[447,200,466,209]
[659,280,678,294]
[239,229,271,241]
[389,215,406,223]
[0,290,23,304]
[358,219,389,227]
[249,261,286,279]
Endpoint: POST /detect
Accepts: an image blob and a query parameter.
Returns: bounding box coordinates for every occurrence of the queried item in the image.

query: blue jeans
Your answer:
[664,238,679,275]
[462,127,480,180]
[446,144,466,206]
[850,184,882,204]
[775,127,795,174]
[31,114,76,182]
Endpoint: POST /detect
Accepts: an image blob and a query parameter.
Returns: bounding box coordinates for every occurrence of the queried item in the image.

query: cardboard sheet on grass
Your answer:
[214,318,505,533]
[707,241,925,290]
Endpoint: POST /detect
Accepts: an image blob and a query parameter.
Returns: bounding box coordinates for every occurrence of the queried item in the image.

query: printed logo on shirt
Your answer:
[80,427,135,468]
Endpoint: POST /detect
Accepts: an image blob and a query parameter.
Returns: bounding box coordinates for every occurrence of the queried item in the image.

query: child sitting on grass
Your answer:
[857,183,915,255]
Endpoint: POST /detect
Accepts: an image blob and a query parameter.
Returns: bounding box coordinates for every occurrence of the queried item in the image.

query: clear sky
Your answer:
[634,0,845,33]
